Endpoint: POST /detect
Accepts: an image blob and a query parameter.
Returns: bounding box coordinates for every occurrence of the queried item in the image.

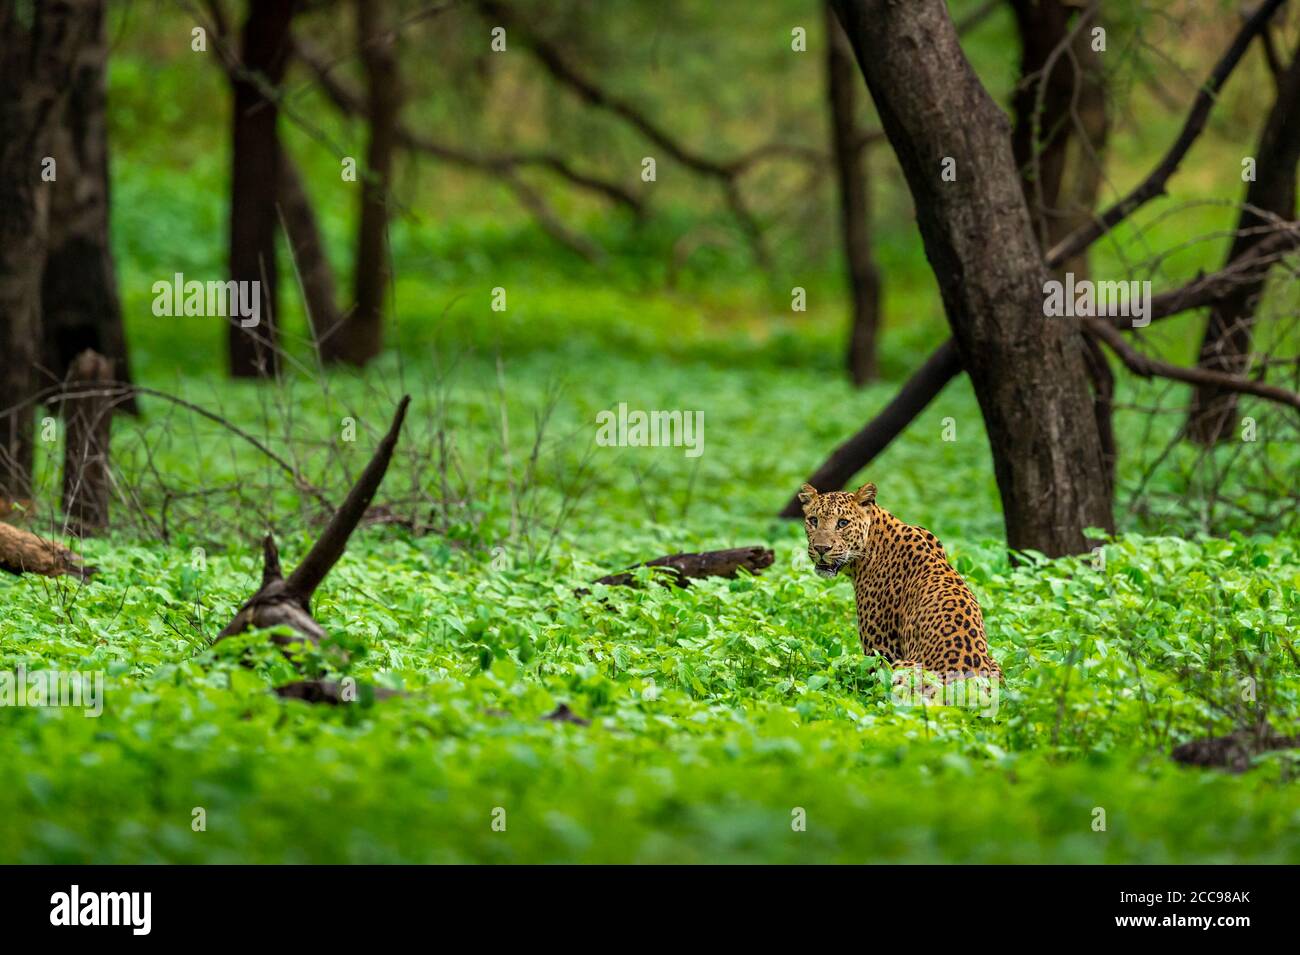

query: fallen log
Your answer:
[274,679,402,705]
[1171,729,1300,773]
[580,546,775,594]
[216,395,410,648]
[0,522,96,579]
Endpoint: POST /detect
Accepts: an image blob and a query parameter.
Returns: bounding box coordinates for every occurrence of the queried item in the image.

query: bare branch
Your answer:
[294,36,643,217]
[1084,317,1300,413]
[1044,0,1289,267]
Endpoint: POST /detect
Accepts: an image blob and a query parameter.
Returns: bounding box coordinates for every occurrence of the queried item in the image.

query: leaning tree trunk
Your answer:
[228,0,294,378]
[278,156,342,353]
[1186,34,1300,445]
[1011,0,1113,494]
[40,0,136,414]
[0,0,94,507]
[831,0,1114,556]
[323,0,399,366]
[824,0,883,387]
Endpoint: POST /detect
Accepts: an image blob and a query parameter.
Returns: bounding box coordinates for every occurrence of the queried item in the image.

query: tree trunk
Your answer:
[40,0,136,414]
[1186,35,1300,445]
[831,0,1114,556]
[825,1,882,387]
[1011,0,1113,493]
[323,0,399,366]
[228,0,294,378]
[0,0,94,507]
[61,349,112,535]
[278,156,342,353]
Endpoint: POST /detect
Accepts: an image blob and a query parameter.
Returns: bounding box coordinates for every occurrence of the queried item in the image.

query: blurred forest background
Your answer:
[0,0,1298,863]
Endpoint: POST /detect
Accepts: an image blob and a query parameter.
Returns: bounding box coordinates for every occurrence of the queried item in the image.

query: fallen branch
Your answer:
[216,395,410,647]
[580,546,775,594]
[0,523,96,579]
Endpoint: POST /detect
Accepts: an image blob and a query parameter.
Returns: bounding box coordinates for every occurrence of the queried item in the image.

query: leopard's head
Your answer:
[797,482,876,578]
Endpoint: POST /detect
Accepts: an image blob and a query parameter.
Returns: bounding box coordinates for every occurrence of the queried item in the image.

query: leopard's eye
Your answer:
[807,516,818,527]
[836,518,849,529]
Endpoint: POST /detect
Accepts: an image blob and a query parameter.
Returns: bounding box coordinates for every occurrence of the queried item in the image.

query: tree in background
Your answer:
[830,0,1115,555]
[1008,0,1112,491]
[322,0,400,366]
[227,0,294,378]
[1187,29,1300,445]
[824,0,882,387]
[0,0,97,507]
[40,0,136,413]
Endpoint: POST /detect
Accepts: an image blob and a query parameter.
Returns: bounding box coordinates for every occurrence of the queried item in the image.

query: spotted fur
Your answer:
[798,481,1001,684]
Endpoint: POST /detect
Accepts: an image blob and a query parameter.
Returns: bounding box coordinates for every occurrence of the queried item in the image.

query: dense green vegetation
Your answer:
[1,1,1297,862]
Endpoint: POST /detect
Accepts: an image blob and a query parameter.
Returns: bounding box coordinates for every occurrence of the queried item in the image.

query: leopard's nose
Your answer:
[813,544,830,556]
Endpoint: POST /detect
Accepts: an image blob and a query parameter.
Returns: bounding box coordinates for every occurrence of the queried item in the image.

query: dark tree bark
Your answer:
[61,349,112,535]
[825,1,883,386]
[228,0,294,378]
[1009,0,1074,251]
[1010,0,1113,492]
[1186,34,1300,444]
[39,0,135,414]
[784,2,1281,522]
[0,0,95,506]
[831,0,1114,556]
[278,156,342,353]
[323,0,399,366]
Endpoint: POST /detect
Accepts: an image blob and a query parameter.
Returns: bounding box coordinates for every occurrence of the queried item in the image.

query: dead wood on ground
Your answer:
[215,395,410,648]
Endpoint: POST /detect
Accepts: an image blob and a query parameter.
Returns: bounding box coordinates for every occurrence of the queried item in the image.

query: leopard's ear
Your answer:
[797,483,819,509]
[853,482,877,507]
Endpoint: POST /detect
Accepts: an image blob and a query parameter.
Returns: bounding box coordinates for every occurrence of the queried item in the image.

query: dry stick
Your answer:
[1083,318,1300,413]
[780,0,1294,514]
[22,381,335,514]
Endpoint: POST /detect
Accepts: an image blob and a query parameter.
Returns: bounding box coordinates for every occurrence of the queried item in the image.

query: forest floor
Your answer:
[1,8,1298,862]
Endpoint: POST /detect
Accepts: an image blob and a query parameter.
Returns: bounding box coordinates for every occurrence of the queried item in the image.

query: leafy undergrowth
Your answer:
[3,2,1297,863]
[2,520,1297,862]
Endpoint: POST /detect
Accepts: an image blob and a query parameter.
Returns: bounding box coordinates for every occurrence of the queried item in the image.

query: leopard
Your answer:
[798,481,1001,691]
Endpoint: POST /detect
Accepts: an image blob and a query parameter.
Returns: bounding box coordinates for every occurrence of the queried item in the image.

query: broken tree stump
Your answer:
[579,546,775,595]
[216,395,410,648]
[62,349,114,536]
[0,522,96,578]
